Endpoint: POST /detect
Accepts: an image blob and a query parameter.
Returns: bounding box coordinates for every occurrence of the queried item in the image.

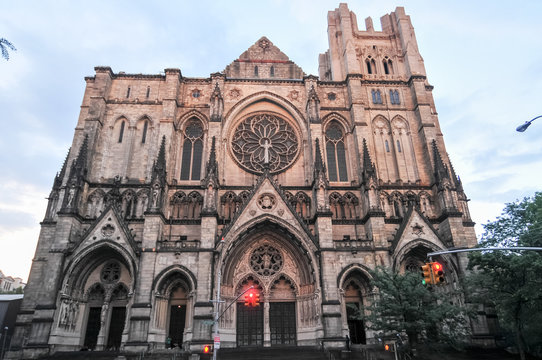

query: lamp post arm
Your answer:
[516,115,542,132]
[216,285,254,322]
[427,246,542,257]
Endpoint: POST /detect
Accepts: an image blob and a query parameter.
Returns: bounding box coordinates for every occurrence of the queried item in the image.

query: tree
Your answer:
[362,267,470,352]
[468,192,542,360]
[0,38,16,60]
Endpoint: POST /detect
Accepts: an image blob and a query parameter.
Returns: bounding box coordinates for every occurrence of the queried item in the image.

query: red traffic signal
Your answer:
[432,262,445,284]
[203,344,213,353]
[384,344,390,351]
[244,289,261,307]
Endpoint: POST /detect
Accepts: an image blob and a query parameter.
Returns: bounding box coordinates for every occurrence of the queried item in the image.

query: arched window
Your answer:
[180,119,204,181]
[270,65,275,77]
[141,120,149,144]
[118,120,126,143]
[383,57,394,75]
[254,66,259,77]
[390,90,400,105]
[396,140,402,153]
[325,122,348,182]
[146,86,151,99]
[366,60,372,74]
[383,58,394,75]
[385,140,390,152]
[371,90,382,104]
[126,86,131,98]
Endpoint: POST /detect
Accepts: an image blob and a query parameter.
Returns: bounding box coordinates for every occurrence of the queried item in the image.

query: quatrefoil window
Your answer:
[250,244,283,277]
[231,113,299,174]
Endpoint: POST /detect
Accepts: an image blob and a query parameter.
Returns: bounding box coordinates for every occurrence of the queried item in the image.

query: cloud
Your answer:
[0,181,48,280]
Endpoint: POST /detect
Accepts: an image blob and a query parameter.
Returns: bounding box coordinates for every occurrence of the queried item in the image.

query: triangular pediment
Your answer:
[222,175,315,244]
[224,37,305,79]
[391,206,445,253]
[70,206,140,258]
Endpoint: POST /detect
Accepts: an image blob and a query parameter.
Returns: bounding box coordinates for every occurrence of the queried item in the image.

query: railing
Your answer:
[157,239,200,251]
[333,238,373,250]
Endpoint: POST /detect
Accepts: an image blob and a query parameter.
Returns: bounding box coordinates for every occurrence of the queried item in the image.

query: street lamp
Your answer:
[516,115,542,132]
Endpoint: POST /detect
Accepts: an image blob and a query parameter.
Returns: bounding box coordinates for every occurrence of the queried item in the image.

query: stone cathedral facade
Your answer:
[11,4,481,358]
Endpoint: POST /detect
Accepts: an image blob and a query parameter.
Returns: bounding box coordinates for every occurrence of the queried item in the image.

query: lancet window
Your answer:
[180,119,204,181]
[325,121,348,182]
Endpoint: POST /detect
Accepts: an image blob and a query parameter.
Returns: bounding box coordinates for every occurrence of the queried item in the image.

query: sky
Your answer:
[1,1,541,281]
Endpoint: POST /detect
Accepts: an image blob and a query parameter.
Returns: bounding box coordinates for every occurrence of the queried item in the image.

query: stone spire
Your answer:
[53,148,70,190]
[361,139,377,183]
[202,137,219,213]
[149,136,167,211]
[62,135,88,212]
[313,138,329,212]
[45,148,71,220]
[432,140,450,184]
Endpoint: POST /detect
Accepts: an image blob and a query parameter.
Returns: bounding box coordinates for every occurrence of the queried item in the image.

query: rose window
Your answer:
[100,261,121,284]
[250,244,283,277]
[231,113,299,174]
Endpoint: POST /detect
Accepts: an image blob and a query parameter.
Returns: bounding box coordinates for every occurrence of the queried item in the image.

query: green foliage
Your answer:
[467,192,542,359]
[0,38,16,60]
[361,267,470,349]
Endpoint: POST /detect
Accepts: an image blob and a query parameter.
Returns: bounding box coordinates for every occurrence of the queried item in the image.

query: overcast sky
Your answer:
[1,1,541,280]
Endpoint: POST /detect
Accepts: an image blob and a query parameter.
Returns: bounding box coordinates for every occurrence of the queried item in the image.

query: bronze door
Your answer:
[346,302,366,344]
[84,307,101,350]
[169,305,186,347]
[236,303,263,346]
[269,302,296,345]
[106,307,126,350]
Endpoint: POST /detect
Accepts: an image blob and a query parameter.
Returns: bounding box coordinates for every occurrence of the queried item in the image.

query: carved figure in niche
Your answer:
[210,83,224,122]
[151,183,160,208]
[66,185,76,207]
[306,86,320,123]
[205,183,215,210]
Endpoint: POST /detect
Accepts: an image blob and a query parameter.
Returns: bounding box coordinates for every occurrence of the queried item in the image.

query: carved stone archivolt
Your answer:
[231,113,299,174]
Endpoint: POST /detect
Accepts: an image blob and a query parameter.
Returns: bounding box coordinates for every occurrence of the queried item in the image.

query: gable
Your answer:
[224,37,305,79]
[70,206,140,259]
[391,206,445,254]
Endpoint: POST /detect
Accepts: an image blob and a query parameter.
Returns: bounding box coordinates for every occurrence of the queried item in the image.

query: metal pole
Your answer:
[427,246,542,257]
[1,327,8,360]
[212,241,223,360]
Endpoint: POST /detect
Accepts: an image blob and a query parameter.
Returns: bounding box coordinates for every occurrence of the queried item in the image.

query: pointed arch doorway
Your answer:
[221,220,318,348]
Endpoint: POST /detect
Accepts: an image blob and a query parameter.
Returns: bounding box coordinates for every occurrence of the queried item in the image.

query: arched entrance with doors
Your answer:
[219,219,320,347]
[152,266,196,349]
[393,240,460,286]
[339,266,371,345]
[57,243,135,351]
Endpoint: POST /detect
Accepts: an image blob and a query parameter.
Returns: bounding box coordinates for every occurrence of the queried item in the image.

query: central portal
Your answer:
[236,303,263,346]
[270,302,296,345]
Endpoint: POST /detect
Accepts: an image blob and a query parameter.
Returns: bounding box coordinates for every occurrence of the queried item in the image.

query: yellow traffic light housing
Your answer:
[421,263,432,285]
[432,262,445,284]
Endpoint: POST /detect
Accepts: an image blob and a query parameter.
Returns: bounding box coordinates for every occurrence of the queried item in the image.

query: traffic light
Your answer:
[384,344,390,351]
[203,344,213,353]
[432,262,445,284]
[244,289,261,307]
[421,263,432,285]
